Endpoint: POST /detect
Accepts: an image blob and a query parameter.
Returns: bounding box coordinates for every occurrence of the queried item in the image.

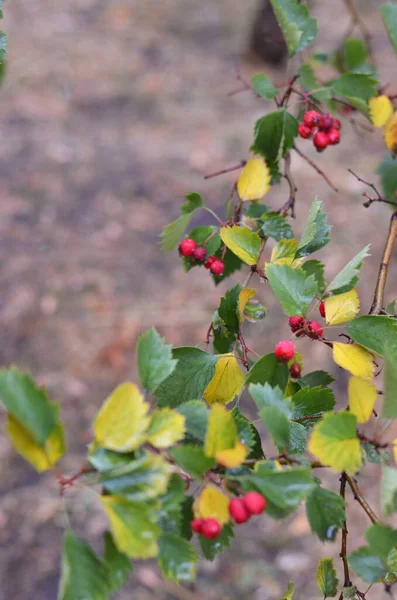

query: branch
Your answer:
[345,474,378,524]
[339,473,352,599]
[293,145,339,192]
[348,169,397,208]
[279,152,297,218]
[370,210,397,314]
[204,161,246,180]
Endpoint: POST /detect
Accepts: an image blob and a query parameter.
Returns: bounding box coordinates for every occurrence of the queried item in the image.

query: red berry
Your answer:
[274,340,295,362]
[288,316,305,333]
[313,131,329,152]
[229,498,250,524]
[327,128,340,145]
[303,110,320,128]
[210,259,224,276]
[319,113,333,131]
[191,518,204,534]
[193,246,207,262]
[289,363,302,379]
[308,320,324,338]
[243,491,267,515]
[332,118,341,130]
[179,238,197,257]
[298,123,312,139]
[319,301,326,318]
[201,518,222,539]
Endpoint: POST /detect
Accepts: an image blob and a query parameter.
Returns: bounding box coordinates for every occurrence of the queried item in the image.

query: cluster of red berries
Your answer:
[298,110,341,152]
[288,316,324,339]
[191,517,222,540]
[178,238,224,275]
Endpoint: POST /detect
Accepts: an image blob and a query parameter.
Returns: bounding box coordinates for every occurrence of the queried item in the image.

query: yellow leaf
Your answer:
[270,239,300,266]
[238,288,256,322]
[237,157,271,201]
[393,440,397,465]
[348,376,377,424]
[369,95,394,128]
[7,416,65,472]
[146,408,185,448]
[193,485,230,525]
[216,440,248,468]
[204,403,237,456]
[384,111,397,155]
[308,411,362,474]
[333,342,374,381]
[219,225,261,266]
[203,354,245,406]
[325,289,360,325]
[93,382,150,452]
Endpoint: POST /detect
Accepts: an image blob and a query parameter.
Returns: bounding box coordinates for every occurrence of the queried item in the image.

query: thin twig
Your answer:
[204,161,246,180]
[370,210,397,314]
[293,145,339,192]
[339,472,352,600]
[345,474,378,524]
[279,152,297,218]
[341,0,376,68]
[348,169,397,208]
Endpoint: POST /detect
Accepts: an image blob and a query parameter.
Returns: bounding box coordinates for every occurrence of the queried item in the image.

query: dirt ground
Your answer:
[0,1,396,599]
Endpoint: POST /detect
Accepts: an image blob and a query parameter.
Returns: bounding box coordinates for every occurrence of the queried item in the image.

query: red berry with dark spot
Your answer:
[289,363,302,379]
[303,110,320,128]
[243,491,267,515]
[308,320,324,338]
[319,113,333,131]
[332,118,341,130]
[210,259,224,276]
[319,301,326,318]
[201,518,222,539]
[313,131,329,152]
[204,255,216,269]
[229,498,250,524]
[274,340,295,362]
[191,518,204,534]
[298,123,313,139]
[328,128,340,145]
[179,238,197,257]
[289,316,305,333]
[193,246,207,262]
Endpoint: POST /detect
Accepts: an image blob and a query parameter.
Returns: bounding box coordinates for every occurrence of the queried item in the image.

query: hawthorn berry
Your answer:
[298,123,312,139]
[201,518,222,539]
[308,320,324,338]
[289,363,302,379]
[288,316,305,333]
[243,491,267,515]
[313,131,329,152]
[327,128,340,145]
[210,259,225,276]
[274,340,295,362]
[204,255,216,269]
[229,498,250,524]
[332,118,341,130]
[179,238,197,257]
[319,301,326,318]
[191,518,204,534]
[193,246,207,262]
[303,110,320,128]
[319,113,333,131]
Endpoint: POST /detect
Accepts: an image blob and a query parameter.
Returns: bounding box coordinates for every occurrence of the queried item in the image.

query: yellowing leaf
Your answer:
[216,440,248,468]
[393,440,397,466]
[384,111,397,155]
[220,225,261,266]
[270,239,300,266]
[348,376,377,424]
[238,288,256,322]
[308,411,362,474]
[193,485,230,525]
[237,157,271,201]
[333,342,374,381]
[325,289,360,325]
[204,403,237,457]
[369,96,394,128]
[203,354,245,406]
[146,408,185,448]
[7,416,65,472]
[93,383,150,452]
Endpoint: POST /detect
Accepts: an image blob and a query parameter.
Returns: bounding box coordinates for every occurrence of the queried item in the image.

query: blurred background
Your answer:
[0,0,396,598]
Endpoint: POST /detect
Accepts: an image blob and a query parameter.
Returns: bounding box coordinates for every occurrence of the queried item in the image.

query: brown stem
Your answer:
[345,474,378,524]
[204,161,246,180]
[370,210,397,314]
[339,473,352,594]
[279,152,297,218]
[348,169,397,208]
[58,463,95,497]
[293,145,339,192]
[292,414,322,423]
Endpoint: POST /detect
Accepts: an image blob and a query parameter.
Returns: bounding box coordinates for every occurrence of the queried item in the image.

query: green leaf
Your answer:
[146,408,186,448]
[176,400,209,443]
[158,474,187,535]
[277,582,295,600]
[137,328,177,392]
[295,197,331,258]
[252,109,298,175]
[331,73,378,116]
[344,38,369,72]
[265,264,318,316]
[382,342,397,418]
[381,466,397,517]
[328,245,370,294]
[250,383,292,450]
[0,367,58,446]
[387,299,397,314]
[232,406,255,451]
[269,0,317,57]
[291,386,335,426]
[378,154,397,202]
[158,534,197,582]
[246,352,289,391]
[169,444,215,478]
[366,523,397,561]
[251,73,278,99]
[260,212,294,241]
[298,64,331,103]
[218,283,242,334]
[156,348,218,407]
[219,225,261,266]
[306,486,345,542]
[160,193,204,251]
[58,530,110,600]
[302,260,327,295]
[343,587,358,598]
[0,32,6,63]
[346,315,397,357]
[348,546,386,583]
[298,370,335,389]
[199,522,234,560]
[316,557,339,598]
[382,3,397,56]
[103,532,132,594]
